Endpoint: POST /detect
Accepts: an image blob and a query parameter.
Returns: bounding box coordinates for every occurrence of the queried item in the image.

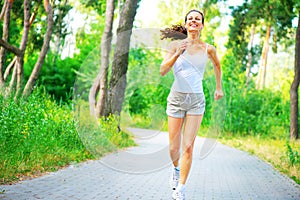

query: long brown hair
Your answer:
[160,9,204,40]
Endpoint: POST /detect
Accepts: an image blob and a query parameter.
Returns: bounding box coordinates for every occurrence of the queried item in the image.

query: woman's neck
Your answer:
[187,32,199,41]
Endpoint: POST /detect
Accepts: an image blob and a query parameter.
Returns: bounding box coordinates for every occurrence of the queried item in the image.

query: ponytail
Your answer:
[160,24,187,40]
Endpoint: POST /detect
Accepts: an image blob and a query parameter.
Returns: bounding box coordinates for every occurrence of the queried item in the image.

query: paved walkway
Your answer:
[0,128,299,200]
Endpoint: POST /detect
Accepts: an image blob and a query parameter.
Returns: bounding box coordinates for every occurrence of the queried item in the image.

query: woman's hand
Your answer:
[214,89,223,100]
[175,41,188,56]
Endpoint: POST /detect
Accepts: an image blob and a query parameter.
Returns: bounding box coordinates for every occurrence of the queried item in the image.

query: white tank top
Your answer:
[171,44,209,93]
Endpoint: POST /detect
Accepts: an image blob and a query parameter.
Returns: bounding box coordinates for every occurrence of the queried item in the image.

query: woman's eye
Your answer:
[188,17,200,21]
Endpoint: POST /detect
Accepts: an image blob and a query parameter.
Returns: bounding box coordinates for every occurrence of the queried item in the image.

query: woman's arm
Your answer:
[208,45,223,100]
[160,40,187,76]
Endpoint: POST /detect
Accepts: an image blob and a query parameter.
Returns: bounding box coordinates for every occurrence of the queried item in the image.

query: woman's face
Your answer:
[185,11,203,32]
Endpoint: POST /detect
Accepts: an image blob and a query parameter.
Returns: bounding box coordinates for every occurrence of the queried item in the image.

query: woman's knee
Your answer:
[169,145,180,155]
[182,144,194,156]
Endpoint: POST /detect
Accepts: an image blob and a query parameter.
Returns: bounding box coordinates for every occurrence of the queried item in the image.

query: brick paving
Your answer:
[0,128,299,200]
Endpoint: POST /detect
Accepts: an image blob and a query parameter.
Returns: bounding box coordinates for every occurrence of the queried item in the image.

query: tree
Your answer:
[87,0,140,119]
[241,0,298,139]
[89,0,115,117]
[229,0,298,139]
[253,0,294,89]
[0,0,31,96]
[102,0,140,117]
[0,0,71,98]
[22,0,54,97]
[290,8,300,140]
[0,0,12,87]
[245,24,255,87]
[226,2,249,73]
[256,24,271,90]
[51,0,72,63]
[226,0,295,89]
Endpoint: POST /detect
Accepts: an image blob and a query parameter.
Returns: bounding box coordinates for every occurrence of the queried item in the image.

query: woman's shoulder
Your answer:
[206,43,216,54]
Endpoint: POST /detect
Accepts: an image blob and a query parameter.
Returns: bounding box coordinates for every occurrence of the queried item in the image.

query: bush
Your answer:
[0,89,91,183]
[0,88,136,184]
[224,88,289,138]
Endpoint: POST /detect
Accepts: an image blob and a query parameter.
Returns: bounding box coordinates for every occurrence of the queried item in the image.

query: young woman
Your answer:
[160,9,223,200]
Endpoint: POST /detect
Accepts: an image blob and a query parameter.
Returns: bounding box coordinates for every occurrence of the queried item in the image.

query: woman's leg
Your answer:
[179,114,203,184]
[168,116,184,167]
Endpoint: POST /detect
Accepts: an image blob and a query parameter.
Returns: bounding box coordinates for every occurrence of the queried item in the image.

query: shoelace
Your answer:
[173,190,185,200]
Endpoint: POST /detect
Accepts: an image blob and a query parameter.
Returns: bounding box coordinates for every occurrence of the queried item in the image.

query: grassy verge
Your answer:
[219,135,300,184]
[0,90,135,184]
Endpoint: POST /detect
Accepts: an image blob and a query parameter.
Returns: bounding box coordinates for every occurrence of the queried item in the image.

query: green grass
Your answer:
[0,90,135,184]
[74,101,136,158]
[219,135,300,184]
[120,112,168,131]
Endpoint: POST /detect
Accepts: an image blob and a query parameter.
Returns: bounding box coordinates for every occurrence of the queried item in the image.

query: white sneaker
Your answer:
[172,188,186,200]
[169,167,180,190]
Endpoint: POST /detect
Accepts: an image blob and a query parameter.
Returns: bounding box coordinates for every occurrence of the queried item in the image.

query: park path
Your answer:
[0,128,299,200]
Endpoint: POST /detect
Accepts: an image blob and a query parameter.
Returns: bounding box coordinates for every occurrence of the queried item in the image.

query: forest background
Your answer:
[0,0,300,186]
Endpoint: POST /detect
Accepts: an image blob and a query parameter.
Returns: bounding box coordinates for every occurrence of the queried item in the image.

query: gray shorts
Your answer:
[166,90,205,118]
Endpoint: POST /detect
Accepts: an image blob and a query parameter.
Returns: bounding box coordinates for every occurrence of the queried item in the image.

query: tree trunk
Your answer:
[89,0,115,118]
[0,0,12,87]
[245,23,255,87]
[14,0,31,97]
[103,0,140,117]
[22,0,54,97]
[290,10,300,140]
[256,24,271,90]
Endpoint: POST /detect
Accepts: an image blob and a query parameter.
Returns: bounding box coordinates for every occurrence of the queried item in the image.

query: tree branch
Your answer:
[4,56,17,81]
[0,0,8,21]
[29,1,41,26]
[0,38,22,56]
